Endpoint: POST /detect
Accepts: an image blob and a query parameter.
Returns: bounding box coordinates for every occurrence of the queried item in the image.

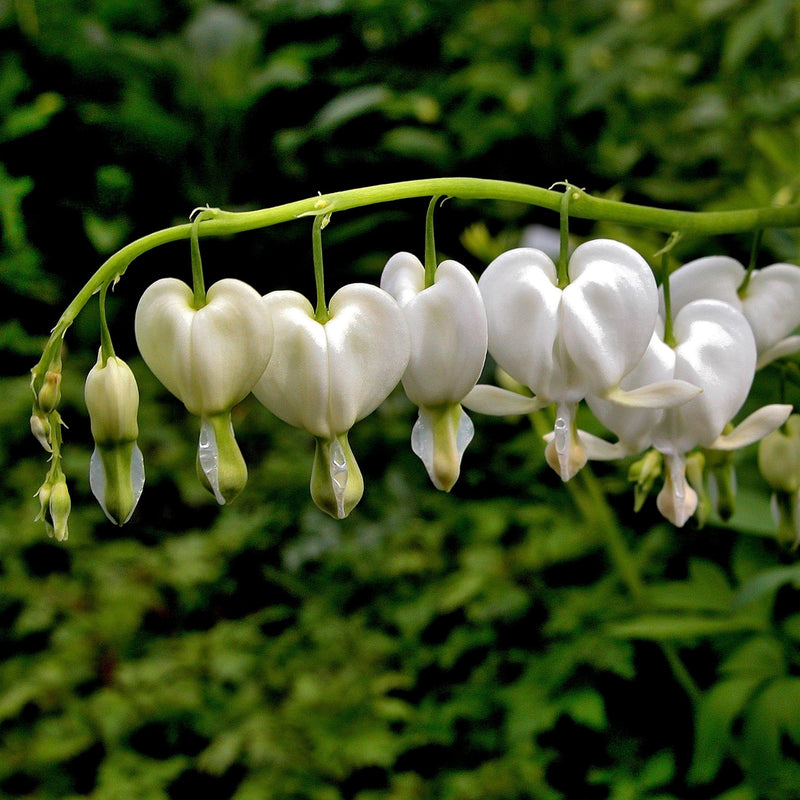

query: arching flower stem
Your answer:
[30,178,800,398]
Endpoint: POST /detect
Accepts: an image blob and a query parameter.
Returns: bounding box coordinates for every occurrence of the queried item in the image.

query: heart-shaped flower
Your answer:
[252,283,410,518]
[135,277,273,504]
[380,252,487,490]
[475,239,696,480]
[588,299,790,526]
[666,255,800,367]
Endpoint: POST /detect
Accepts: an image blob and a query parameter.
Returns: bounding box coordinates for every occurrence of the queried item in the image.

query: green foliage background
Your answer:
[3,0,800,798]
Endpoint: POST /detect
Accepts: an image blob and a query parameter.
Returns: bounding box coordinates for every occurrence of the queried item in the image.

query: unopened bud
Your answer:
[38,369,62,413]
[628,449,662,512]
[758,415,800,494]
[30,411,52,452]
[84,354,139,445]
[48,474,71,542]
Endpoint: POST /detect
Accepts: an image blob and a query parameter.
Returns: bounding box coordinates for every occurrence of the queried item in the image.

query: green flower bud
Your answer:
[311,433,363,519]
[628,449,662,512]
[768,491,800,549]
[758,415,800,494]
[37,369,62,414]
[48,473,70,542]
[34,478,53,522]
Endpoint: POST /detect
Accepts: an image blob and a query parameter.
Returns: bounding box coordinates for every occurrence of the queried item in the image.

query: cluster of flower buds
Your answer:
[31,227,800,535]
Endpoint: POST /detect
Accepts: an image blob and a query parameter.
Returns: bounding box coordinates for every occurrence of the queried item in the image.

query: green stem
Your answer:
[31,177,800,382]
[190,209,210,308]
[97,281,115,364]
[661,251,677,348]
[312,213,329,323]
[738,228,763,297]
[557,187,572,288]
[424,195,441,288]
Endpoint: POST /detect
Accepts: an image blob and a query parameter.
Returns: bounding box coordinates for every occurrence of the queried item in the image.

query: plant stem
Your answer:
[31,177,800,383]
[97,282,115,364]
[312,213,329,323]
[424,195,440,288]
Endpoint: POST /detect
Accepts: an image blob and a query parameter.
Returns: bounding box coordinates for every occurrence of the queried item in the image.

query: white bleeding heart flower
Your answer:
[135,277,273,505]
[473,239,697,481]
[588,298,791,527]
[666,255,800,368]
[380,252,487,491]
[84,351,144,525]
[252,283,410,519]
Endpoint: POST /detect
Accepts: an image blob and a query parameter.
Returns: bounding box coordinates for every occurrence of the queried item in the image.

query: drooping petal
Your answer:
[757,335,800,369]
[310,433,364,519]
[656,452,698,528]
[411,404,474,491]
[544,401,587,481]
[135,278,273,417]
[711,404,792,451]
[381,254,487,407]
[462,384,546,415]
[586,332,677,454]
[196,412,248,505]
[89,442,145,525]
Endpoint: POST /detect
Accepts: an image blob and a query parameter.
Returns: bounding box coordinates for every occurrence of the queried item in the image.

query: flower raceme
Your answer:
[135,277,273,505]
[380,252,487,491]
[251,283,410,519]
[465,239,700,481]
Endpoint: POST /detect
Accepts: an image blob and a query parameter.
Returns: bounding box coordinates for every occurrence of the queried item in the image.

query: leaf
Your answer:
[605,610,768,640]
[689,675,765,784]
[312,85,391,134]
[644,558,733,613]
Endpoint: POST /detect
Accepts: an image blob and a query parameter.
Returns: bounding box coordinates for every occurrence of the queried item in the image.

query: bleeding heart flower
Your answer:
[380,252,487,490]
[473,239,697,480]
[666,255,800,367]
[588,299,791,526]
[252,283,410,518]
[135,277,273,504]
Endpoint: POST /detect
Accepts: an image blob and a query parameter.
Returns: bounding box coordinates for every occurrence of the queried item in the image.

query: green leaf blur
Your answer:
[3,1,800,798]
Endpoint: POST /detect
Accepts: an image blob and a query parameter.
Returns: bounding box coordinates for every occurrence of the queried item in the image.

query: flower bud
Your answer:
[37,369,62,414]
[85,353,144,524]
[30,411,52,452]
[627,449,662,512]
[758,415,800,494]
[85,354,140,445]
[48,473,71,541]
